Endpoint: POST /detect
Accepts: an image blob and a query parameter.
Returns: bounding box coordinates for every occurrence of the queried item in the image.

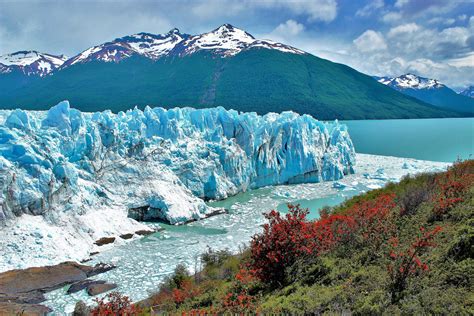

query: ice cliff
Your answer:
[0,101,355,226]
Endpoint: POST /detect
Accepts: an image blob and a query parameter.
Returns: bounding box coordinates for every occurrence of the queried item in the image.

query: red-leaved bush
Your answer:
[171,279,201,305]
[387,225,442,302]
[222,268,258,313]
[315,193,397,254]
[91,291,140,316]
[250,204,316,285]
[433,165,473,217]
[250,194,397,285]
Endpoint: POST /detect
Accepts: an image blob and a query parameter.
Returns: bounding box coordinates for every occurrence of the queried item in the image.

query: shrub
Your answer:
[448,221,474,261]
[249,204,316,286]
[327,193,397,257]
[250,194,397,286]
[201,248,232,267]
[201,248,236,280]
[91,292,140,316]
[161,264,192,292]
[432,161,474,219]
[399,184,432,216]
[221,268,259,313]
[387,226,442,303]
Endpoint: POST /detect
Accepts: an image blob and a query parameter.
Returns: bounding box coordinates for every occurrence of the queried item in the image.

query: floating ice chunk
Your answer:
[332,181,346,189]
[367,184,382,189]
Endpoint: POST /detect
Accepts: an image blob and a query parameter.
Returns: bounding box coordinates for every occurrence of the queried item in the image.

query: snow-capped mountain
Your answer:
[460,86,474,98]
[180,24,304,57]
[0,25,462,120]
[0,51,67,76]
[62,24,304,67]
[62,28,189,67]
[376,73,445,90]
[375,73,474,114]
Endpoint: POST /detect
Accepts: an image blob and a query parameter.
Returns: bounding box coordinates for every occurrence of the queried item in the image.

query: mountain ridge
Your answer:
[0,24,304,75]
[0,50,67,76]
[0,25,466,120]
[375,73,474,114]
[460,86,474,98]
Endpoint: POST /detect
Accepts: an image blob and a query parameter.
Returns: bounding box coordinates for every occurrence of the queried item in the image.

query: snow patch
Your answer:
[377,73,445,90]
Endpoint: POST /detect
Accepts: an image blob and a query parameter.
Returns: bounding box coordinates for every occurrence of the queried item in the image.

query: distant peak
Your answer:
[378,73,444,90]
[10,50,39,56]
[168,28,180,34]
[0,50,67,76]
[210,23,255,40]
[219,23,234,30]
[460,85,474,98]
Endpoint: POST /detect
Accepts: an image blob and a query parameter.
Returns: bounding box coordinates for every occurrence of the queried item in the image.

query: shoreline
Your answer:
[0,261,116,315]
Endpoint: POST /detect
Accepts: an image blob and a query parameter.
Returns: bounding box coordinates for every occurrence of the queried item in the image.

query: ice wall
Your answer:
[0,101,355,224]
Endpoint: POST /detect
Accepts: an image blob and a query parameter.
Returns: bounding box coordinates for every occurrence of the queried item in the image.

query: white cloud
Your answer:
[428,17,456,25]
[272,20,305,37]
[355,0,384,17]
[394,0,461,17]
[381,11,402,23]
[193,0,339,23]
[328,20,474,88]
[394,0,410,8]
[387,23,420,37]
[447,52,474,67]
[353,30,387,52]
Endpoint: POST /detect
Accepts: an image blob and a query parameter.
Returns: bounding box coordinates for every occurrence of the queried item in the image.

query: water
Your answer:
[276,192,359,220]
[344,118,474,162]
[45,154,448,313]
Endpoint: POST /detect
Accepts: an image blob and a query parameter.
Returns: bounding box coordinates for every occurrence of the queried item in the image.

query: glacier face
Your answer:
[0,101,355,225]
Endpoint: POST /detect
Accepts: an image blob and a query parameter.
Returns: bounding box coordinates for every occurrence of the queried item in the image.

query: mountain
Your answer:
[0,50,67,76]
[0,25,462,120]
[460,86,474,98]
[61,28,190,67]
[375,74,474,114]
[60,24,304,67]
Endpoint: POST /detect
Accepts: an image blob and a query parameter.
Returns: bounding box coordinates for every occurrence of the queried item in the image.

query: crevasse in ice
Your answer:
[0,101,355,224]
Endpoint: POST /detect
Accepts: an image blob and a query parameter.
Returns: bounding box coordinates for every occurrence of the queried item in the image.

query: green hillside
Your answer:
[399,86,474,114]
[101,160,472,315]
[0,49,461,120]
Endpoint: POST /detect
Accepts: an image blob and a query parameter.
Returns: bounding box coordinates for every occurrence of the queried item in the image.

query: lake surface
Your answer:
[344,118,473,162]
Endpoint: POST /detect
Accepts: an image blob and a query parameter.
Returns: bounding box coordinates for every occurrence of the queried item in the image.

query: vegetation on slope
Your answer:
[90,160,473,315]
[394,86,474,115]
[0,50,460,120]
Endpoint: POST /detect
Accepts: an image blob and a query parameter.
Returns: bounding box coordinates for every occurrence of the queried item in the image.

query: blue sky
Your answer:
[0,0,473,89]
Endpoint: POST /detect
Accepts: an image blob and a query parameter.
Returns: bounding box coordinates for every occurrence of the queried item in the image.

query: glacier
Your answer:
[0,101,354,269]
[0,100,355,224]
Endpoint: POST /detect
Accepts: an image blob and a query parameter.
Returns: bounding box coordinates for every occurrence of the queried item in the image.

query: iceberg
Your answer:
[0,101,355,226]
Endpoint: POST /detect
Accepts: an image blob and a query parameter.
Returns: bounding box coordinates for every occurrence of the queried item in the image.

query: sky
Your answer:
[0,0,473,90]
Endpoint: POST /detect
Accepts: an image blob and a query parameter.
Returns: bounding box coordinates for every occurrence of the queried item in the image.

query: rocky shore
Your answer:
[0,261,115,315]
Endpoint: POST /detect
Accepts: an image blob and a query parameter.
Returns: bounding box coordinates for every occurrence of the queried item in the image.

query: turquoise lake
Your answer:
[344,118,473,163]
